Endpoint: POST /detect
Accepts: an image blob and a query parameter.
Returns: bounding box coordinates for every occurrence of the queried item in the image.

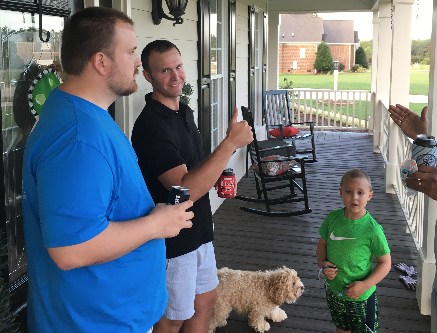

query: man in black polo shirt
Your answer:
[131,40,253,333]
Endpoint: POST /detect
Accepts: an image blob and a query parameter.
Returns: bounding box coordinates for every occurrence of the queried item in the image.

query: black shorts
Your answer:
[325,286,378,333]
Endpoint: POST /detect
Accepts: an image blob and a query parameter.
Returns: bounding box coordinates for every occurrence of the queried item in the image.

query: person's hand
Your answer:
[148,201,194,239]
[388,104,428,140]
[226,107,253,149]
[345,281,367,300]
[406,165,437,201]
[321,261,338,280]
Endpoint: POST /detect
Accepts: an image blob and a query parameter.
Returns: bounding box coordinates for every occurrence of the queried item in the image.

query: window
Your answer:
[300,48,305,58]
[210,0,228,151]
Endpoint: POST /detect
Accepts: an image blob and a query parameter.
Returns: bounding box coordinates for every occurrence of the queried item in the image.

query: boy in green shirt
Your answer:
[316,169,391,333]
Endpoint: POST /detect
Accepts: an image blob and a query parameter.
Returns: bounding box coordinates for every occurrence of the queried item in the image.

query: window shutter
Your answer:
[228,0,236,121]
[248,6,255,113]
[197,0,211,157]
[198,0,212,157]
[262,11,267,124]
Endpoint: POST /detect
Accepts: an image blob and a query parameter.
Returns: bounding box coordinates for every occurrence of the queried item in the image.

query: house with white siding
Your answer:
[1,1,437,332]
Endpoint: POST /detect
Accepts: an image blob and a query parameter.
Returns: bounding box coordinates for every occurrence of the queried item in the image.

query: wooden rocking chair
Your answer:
[235,106,312,217]
[263,90,317,162]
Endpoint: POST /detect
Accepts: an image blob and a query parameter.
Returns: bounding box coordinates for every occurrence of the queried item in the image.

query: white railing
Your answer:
[283,88,371,131]
[379,100,390,163]
[380,102,434,315]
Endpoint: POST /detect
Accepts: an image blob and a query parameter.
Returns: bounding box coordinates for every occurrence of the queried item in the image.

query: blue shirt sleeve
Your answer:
[36,142,113,248]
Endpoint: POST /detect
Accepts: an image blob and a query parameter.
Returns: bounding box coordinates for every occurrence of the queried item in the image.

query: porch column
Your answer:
[114,0,133,139]
[267,10,280,90]
[369,10,379,136]
[374,1,392,153]
[426,0,437,324]
[386,0,415,194]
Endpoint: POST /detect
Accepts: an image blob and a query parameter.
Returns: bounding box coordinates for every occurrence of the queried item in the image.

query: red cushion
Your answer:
[269,127,300,138]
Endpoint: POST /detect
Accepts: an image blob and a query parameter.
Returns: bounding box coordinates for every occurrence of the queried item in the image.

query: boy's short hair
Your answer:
[141,40,181,74]
[340,169,372,191]
[61,7,134,76]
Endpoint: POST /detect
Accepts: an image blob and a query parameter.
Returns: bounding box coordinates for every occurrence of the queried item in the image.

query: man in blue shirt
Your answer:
[22,7,193,333]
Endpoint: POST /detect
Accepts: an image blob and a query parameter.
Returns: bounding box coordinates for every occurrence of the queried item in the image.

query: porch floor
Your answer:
[212,131,431,333]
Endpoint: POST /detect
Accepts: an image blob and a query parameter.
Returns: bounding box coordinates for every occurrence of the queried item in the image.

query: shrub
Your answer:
[411,55,422,64]
[356,66,366,73]
[338,63,345,71]
[314,41,334,74]
[180,82,194,105]
[421,57,430,65]
[282,77,293,89]
[351,64,360,72]
[355,46,369,69]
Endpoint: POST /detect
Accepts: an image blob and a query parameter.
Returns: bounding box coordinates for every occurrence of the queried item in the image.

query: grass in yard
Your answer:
[409,71,429,95]
[279,71,429,96]
[290,99,371,126]
[409,103,428,115]
[279,73,371,90]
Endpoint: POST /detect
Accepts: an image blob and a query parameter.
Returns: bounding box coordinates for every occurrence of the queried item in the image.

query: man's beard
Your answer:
[108,67,139,97]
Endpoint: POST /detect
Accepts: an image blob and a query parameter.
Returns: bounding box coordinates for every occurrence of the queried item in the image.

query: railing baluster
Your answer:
[297,90,302,122]
[360,93,369,129]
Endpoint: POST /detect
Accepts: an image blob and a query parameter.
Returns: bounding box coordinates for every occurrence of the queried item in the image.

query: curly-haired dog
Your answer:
[208,266,304,333]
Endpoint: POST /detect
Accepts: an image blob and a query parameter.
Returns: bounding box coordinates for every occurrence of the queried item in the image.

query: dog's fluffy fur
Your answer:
[208,266,304,333]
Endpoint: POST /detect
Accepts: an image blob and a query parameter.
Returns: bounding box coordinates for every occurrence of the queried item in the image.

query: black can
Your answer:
[167,186,190,205]
[413,134,437,147]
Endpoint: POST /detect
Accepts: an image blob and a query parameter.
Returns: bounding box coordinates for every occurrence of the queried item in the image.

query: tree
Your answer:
[411,39,431,64]
[313,41,333,74]
[355,46,369,69]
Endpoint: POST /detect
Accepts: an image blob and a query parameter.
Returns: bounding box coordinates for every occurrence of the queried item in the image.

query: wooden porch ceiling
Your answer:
[268,0,377,13]
[212,131,431,333]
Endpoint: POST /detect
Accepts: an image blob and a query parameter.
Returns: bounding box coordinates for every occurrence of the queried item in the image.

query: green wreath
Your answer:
[28,68,61,116]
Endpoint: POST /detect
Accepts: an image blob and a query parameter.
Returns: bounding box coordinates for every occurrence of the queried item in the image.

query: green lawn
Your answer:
[409,103,428,115]
[279,70,429,96]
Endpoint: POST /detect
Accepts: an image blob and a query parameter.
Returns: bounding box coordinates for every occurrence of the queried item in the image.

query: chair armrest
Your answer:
[290,121,314,125]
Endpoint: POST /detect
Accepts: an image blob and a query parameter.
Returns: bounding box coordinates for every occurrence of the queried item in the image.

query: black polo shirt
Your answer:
[131,93,214,259]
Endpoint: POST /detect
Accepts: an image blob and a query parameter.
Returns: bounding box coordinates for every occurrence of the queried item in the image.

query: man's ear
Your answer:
[368,191,374,201]
[92,52,110,76]
[143,69,152,83]
[339,188,342,196]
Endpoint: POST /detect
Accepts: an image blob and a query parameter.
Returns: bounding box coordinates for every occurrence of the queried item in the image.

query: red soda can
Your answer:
[217,168,236,198]
[167,186,190,205]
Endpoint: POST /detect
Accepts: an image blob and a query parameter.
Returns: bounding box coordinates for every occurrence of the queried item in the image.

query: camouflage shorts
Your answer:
[325,286,378,333]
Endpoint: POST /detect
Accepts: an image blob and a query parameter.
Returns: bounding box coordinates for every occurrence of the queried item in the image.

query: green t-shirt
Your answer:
[319,208,391,301]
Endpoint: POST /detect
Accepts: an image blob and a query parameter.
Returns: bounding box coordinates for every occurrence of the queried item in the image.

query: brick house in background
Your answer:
[279,13,359,74]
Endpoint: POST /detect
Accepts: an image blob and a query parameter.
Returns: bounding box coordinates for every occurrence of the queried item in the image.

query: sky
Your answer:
[317,0,433,42]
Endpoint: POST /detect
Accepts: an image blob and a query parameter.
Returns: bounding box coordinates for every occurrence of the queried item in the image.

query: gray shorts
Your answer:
[163,242,219,320]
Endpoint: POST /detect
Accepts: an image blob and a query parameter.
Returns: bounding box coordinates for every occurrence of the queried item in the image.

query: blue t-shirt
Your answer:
[22,88,167,333]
